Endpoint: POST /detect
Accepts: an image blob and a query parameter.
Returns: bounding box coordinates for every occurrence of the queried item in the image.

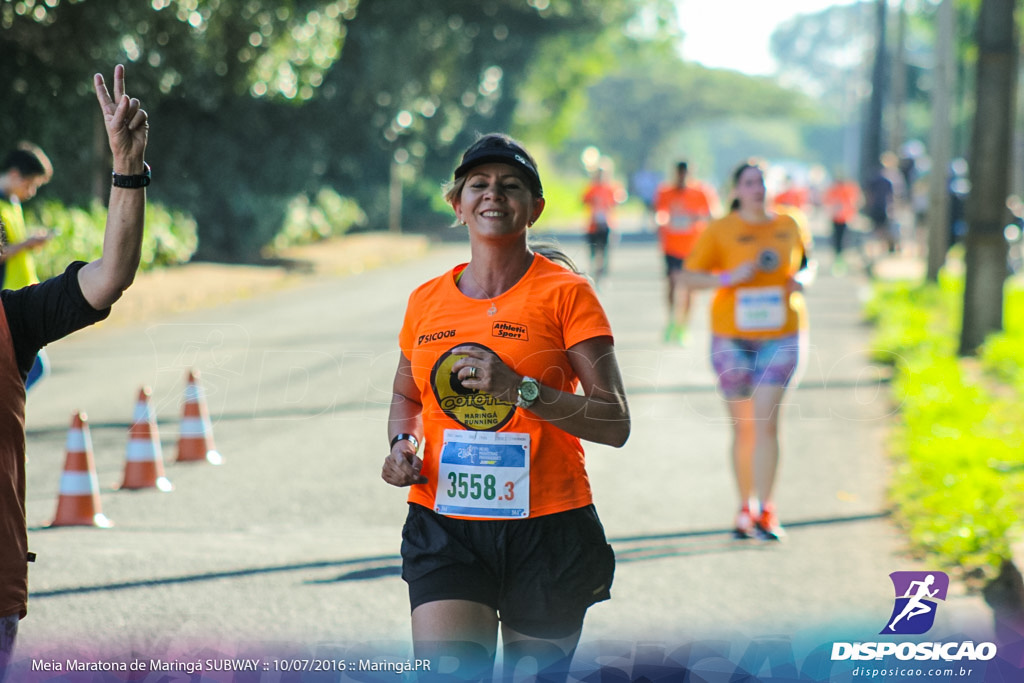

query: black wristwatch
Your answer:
[390,433,420,452]
[111,162,151,188]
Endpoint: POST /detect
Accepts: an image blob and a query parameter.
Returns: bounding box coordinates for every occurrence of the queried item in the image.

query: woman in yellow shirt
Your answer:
[681,160,814,541]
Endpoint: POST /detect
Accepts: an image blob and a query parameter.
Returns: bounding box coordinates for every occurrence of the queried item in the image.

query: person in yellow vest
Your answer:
[0,65,149,683]
[0,143,55,390]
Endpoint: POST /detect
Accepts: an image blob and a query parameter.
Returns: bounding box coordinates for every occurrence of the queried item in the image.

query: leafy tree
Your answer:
[1,0,656,259]
[578,60,818,184]
[770,2,877,111]
[1,0,348,259]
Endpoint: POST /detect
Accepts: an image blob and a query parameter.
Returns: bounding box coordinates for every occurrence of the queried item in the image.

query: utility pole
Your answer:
[389,149,408,234]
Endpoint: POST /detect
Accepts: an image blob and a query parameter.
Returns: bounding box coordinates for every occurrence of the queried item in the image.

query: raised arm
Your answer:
[78,64,150,310]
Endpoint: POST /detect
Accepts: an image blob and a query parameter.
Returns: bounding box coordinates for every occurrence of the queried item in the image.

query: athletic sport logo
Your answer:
[492,321,528,341]
[431,342,516,431]
[881,571,949,635]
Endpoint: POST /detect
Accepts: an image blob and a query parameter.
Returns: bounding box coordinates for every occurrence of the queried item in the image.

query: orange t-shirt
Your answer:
[582,181,623,233]
[398,254,614,519]
[824,181,861,224]
[686,211,811,339]
[654,183,718,258]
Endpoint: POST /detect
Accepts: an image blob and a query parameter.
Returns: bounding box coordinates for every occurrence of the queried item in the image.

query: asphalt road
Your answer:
[12,237,993,679]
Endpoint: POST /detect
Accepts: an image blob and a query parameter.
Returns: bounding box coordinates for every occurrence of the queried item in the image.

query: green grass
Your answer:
[868,275,1024,584]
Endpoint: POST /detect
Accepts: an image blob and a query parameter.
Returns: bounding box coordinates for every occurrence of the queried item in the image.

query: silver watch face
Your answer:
[519,378,540,401]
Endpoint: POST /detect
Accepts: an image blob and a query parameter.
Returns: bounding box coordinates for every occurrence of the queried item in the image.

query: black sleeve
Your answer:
[0,261,111,380]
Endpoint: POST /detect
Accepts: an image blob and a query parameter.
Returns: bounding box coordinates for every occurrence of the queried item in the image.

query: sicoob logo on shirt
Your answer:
[431,342,515,431]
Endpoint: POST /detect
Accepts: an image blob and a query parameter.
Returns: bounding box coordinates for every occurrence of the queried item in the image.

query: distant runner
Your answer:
[680,160,814,541]
[581,166,626,284]
[653,161,720,344]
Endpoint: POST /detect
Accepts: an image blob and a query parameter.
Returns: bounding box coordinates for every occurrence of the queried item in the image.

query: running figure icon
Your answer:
[887,574,939,632]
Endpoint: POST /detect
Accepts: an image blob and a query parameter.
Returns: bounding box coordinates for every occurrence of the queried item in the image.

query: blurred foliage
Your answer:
[1,0,844,261]
[26,199,198,279]
[513,27,818,189]
[978,285,1024,391]
[770,0,989,166]
[270,186,367,251]
[866,274,1024,583]
[1,0,661,260]
[771,2,878,109]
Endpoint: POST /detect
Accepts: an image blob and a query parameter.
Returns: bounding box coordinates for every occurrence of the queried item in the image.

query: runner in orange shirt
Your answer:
[773,176,809,213]
[653,161,720,343]
[581,167,626,284]
[823,173,862,274]
[680,160,814,541]
[382,133,630,681]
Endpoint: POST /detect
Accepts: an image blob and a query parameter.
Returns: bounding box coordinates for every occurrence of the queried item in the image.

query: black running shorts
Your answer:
[401,503,615,639]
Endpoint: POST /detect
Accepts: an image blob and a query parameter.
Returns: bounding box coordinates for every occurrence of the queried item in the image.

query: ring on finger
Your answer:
[468,366,477,379]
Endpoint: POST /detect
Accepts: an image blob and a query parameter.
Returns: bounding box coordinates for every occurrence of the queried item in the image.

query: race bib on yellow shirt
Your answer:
[435,429,530,518]
[735,286,786,331]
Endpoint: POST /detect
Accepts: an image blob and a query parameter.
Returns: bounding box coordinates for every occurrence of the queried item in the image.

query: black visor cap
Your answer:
[453,147,543,198]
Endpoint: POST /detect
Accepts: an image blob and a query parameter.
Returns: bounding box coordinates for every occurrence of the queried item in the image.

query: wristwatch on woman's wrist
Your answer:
[515,377,540,409]
[390,433,419,452]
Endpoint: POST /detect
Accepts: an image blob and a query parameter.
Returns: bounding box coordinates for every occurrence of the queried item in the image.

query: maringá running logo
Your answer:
[430,342,515,431]
[881,571,949,635]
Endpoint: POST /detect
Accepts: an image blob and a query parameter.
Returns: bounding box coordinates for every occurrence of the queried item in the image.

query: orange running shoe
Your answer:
[756,507,786,541]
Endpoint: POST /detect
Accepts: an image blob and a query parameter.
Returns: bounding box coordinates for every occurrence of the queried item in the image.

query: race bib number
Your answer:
[435,430,530,519]
[668,212,695,233]
[735,286,786,331]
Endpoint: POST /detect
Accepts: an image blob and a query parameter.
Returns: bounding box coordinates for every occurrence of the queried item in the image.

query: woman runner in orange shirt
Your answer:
[382,133,630,682]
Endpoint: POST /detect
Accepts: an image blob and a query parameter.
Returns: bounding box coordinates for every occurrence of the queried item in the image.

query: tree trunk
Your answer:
[926,0,956,282]
[960,0,1017,355]
[982,559,1024,647]
[889,0,907,157]
[861,0,888,187]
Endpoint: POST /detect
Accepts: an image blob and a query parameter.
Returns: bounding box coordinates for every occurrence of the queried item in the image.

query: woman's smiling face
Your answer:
[455,162,543,238]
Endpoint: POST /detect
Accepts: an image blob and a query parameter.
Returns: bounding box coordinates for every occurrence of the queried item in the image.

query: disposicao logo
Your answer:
[881,570,949,635]
[831,569,997,664]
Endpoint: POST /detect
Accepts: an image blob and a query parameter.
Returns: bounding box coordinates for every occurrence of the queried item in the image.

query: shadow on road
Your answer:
[29,512,890,599]
[612,511,891,562]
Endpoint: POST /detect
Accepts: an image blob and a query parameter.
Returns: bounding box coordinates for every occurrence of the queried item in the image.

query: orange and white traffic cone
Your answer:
[119,387,173,492]
[50,412,113,528]
[177,370,222,465]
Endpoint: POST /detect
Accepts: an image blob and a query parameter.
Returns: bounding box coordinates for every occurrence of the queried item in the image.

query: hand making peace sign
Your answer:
[93,64,149,174]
